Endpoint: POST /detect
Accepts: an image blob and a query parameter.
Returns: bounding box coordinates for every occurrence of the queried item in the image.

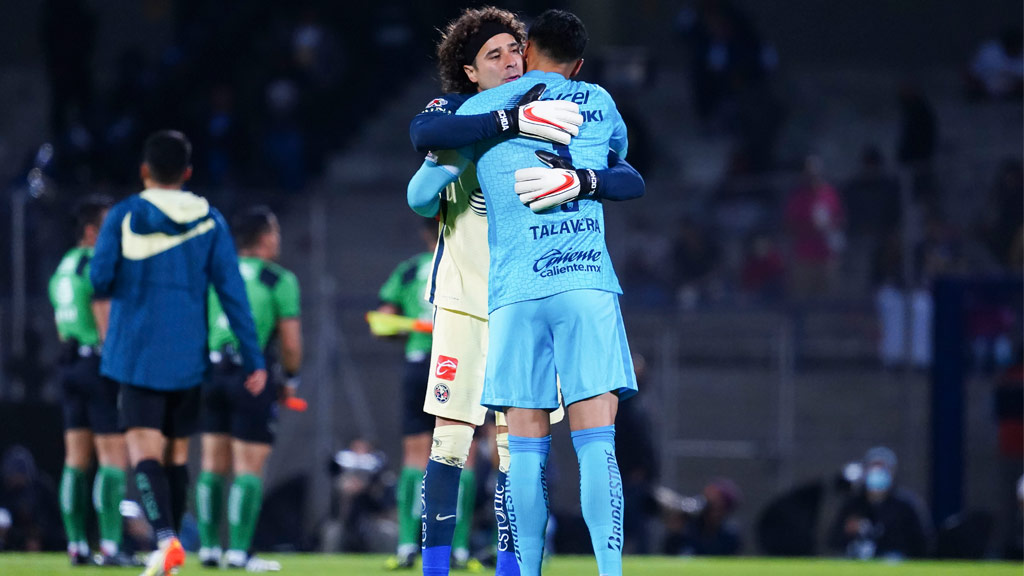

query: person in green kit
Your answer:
[375,219,440,570]
[195,206,302,572]
[49,195,136,567]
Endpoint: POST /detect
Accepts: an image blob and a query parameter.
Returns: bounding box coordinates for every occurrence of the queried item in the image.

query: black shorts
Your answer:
[200,361,278,444]
[402,358,434,436]
[61,355,122,434]
[118,382,201,439]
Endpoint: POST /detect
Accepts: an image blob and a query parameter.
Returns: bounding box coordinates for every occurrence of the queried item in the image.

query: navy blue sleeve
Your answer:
[593,151,645,202]
[409,93,501,153]
[207,209,265,373]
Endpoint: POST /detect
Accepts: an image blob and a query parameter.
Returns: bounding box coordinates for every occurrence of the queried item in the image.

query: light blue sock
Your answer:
[507,435,550,576]
[572,426,623,576]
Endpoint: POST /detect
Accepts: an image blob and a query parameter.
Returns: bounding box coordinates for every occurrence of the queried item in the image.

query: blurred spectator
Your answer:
[0,446,64,551]
[784,155,845,299]
[261,68,308,191]
[896,83,939,207]
[843,146,902,243]
[621,216,674,307]
[724,75,786,173]
[995,346,1024,552]
[843,146,902,291]
[671,217,720,309]
[874,211,967,369]
[40,0,97,138]
[711,151,778,271]
[827,447,932,560]
[977,158,1024,269]
[663,478,743,556]
[329,439,394,553]
[194,84,247,188]
[966,27,1024,101]
[1006,476,1024,560]
[739,231,785,301]
[615,353,659,554]
[677,0,776,132]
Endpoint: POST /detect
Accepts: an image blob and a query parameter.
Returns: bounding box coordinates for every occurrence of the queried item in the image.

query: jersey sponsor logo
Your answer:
[544,90,591,105]
[582,109,604,122]
[433,383,450,403]
[434,355,458,381]
[528,217,601,240]
[121,214,215,260]
[533,247,602,278]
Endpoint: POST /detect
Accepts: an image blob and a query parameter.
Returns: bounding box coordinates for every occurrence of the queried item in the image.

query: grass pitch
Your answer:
[0,553,1019,575]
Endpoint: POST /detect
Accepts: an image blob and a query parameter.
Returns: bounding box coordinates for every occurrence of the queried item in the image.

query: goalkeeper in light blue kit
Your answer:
[412,9,640,576]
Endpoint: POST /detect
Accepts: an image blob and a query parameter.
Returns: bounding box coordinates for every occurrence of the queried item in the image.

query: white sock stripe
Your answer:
[227,485,243,525]
[92,472,105,510]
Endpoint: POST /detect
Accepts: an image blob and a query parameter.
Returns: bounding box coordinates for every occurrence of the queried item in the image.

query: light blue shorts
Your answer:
[482,289,637,411]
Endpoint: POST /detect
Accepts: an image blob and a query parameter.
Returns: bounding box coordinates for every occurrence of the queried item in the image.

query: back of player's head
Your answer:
[143,130,192,185]
[528,9,587,64]
[74,194,114,240]
[232,205,277,250]
[437,6,526,93]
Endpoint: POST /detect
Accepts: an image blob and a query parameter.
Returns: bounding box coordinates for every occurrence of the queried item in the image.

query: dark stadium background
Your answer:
[0,0,1020,561]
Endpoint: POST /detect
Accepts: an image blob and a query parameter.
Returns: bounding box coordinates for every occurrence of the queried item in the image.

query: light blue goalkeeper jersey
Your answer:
[455,70,628,312]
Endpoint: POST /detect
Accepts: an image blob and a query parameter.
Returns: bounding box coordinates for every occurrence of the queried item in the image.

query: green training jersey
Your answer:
[208,256,300,352]
[379,252,434,358]
[48,246,100,346]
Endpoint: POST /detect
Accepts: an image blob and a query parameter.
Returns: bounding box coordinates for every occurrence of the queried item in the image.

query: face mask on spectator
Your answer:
[865,467,892,493]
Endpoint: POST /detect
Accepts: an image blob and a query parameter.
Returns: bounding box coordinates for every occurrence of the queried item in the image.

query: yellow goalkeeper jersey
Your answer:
[425,161,489,319]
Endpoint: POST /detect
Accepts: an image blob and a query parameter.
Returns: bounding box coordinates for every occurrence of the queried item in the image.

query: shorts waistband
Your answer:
[209,345,242,366]
[78,345,101,358]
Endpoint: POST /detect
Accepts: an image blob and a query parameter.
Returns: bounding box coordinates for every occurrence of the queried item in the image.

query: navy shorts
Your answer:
[402,358,434,436]
[200,361,279,445]
[118,382,201,439]
[61,355,121,434]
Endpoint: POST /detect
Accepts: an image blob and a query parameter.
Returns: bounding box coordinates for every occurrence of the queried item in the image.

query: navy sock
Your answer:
[167,464,189,533]
[135,459,175,542]
[507,435,550,576]
[572,425,623,576]
[494,470,519,576]
[421,459,462,576]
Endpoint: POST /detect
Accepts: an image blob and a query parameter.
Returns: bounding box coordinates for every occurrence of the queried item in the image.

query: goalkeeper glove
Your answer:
[514,150,598,213]
[491,83,583,146]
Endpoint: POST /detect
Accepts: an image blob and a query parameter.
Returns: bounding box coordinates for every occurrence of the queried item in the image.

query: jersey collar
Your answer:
[523,70,567,82]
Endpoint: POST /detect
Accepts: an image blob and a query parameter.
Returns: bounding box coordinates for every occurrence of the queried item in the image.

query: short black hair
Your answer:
[528,9,587,63]
[232,205,277,249]
[143,130,192,184]
[74,194,114,240]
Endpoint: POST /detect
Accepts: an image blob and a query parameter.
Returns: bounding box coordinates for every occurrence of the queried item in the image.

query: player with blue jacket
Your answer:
[91,130,266,576]
[408,10,639,576]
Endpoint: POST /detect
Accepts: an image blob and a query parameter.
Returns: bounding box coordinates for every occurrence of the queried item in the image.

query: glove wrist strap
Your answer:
[492,109,517,134]
[578,169,599,197]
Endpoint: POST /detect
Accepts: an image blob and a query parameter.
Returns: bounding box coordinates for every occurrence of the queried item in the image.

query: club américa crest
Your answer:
[434,383,451,404]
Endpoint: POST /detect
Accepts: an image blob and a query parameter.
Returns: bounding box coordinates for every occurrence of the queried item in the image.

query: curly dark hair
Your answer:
[437,6,525,94]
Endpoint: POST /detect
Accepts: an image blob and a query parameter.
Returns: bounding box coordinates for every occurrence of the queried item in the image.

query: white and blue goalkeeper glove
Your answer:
[492,84,583,146]
[514,150,598,213]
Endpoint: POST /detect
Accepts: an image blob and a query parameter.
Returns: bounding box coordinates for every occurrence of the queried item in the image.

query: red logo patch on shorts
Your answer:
[435,356,458,381]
